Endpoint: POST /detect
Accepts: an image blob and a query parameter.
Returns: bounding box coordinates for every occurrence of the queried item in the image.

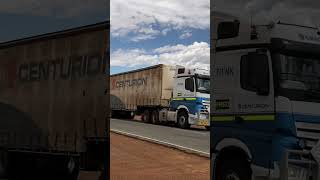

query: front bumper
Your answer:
[196,113,210,126]
[280,149,319,180]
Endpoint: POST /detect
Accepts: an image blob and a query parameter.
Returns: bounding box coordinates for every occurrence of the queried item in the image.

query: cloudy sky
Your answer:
[213,0,320,27]
[0,0,109,42]
[110,0,210,74]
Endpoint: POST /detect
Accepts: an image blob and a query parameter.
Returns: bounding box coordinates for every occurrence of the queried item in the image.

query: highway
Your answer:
[110,118,210,155]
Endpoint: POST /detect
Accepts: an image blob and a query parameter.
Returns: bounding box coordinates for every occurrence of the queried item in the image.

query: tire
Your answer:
[210,154,215,180]
[177,111,190,129]
[110,110,114,118]
[126,111,134,119]
[215,157,251,180]
[0,150,7,178]
[205,126,210,131]
[151,110,160,124]
[129,111,135,119]
[66,157,80,180]
[143,110,151,123]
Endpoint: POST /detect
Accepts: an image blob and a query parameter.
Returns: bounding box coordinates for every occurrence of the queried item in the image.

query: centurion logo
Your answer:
[112,77,148,90]
[298,33,320,42]
[0,53,107,89]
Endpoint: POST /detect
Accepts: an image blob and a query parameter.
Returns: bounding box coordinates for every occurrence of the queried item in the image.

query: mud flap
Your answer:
[7,150,80,180]
[80,138,108,171]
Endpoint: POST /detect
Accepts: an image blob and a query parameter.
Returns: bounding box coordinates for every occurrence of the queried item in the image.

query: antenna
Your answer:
[250,12,253,28]
[250,12,258,40]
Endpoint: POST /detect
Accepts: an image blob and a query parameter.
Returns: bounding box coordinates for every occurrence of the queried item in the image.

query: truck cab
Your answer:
[211,19,320,180]
[160,66,210,129]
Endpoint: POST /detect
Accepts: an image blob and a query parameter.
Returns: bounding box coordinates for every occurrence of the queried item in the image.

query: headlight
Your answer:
[298,138,306,149]
[199,113,208,119]
[288,165,308,180]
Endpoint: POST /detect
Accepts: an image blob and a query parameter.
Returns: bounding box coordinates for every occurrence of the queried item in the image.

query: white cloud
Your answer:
[111,0,209,41]
[111,49,158,67]
[130,34,157,42]
[179,31,192,39]
[153,44,187,53]
[129,26,161,41]
[161,28,171,36]
[111,41,210,70]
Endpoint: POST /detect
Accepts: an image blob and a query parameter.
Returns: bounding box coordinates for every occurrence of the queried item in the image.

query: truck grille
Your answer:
[295,122,320,150]
[201,100,210,113]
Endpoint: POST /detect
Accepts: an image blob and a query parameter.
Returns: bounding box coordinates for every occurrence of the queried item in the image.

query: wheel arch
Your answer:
[177,105,189,114]
[215,138,252,160]
[212,138,253,180]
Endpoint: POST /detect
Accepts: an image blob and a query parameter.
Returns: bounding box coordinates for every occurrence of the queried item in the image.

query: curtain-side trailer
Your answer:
[0,22,109,179]
[111,64,210,129]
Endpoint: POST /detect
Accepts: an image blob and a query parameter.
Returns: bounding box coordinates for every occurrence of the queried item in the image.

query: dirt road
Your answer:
[110,132,209,180]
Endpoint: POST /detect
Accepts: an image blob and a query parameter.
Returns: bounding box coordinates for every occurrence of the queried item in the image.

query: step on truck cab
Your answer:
[211,17,320,180]
[110,64,210,129]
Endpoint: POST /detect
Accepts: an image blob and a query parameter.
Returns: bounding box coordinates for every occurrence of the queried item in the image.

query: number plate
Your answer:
[198,120,209,126]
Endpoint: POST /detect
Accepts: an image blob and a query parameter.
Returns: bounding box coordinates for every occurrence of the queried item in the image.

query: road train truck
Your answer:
[210,14,320,180]
[0,22,109,179]
[110,64,210,129]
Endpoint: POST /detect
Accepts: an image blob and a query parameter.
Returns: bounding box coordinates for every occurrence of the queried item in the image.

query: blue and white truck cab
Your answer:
[159,66,210,129]
[211,18,320,180]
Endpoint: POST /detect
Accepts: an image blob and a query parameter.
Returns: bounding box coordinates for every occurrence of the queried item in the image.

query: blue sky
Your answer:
[0,0,108,42]
[110,0,210,75]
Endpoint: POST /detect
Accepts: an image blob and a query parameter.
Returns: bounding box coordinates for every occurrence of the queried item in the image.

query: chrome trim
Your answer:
[295,122,320,150]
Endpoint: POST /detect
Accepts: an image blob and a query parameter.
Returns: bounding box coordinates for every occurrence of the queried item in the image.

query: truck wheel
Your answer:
[110,110,114,118]
[126,111,134,119]
[216,157,251,180]
[129,111,135,119]
[0,150,7,178]
[66,157,80,180]
[151,110,160,124]
[205,126,210,131]
[143,110,151,123]
[177,111,190,129]
[210,154,215,180]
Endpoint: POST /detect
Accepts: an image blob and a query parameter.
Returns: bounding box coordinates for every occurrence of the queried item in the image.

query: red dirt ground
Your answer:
[110,132,209,180]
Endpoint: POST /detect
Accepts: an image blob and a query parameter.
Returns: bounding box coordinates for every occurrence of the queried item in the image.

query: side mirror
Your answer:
[217,20,240,39]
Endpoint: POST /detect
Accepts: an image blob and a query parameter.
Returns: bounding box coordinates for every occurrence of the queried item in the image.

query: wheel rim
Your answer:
[224,172,240,180]
[152,112,156,123]
[67,157,75,174]
[144,111,149,122]
[179,116,186,126]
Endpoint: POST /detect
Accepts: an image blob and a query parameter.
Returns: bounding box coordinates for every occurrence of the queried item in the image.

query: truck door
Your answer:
[172,76,197,115]
[212,48,275,176]
[173,77,196,98]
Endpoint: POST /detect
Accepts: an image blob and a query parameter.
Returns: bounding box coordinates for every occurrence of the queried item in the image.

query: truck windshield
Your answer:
[276,54,320,102]
[196,78,210,94]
